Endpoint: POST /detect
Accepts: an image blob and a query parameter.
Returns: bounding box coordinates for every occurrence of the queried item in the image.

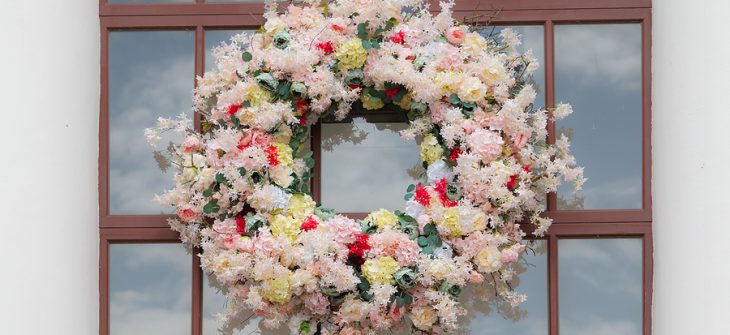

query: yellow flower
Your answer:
[361,256,400,285]
[462,32,488,54]
[410,306,439,331]
[434,71,463,95]
[270,214,300,243]
[458,76,487,102]
[395,92,412,110]
[336,38,368,70]
[360,92,385,110]
[366,209,398,231]
[474,246,503,273]
[261,275,292,303]
[243,83,272,106]
[419,134,444,165]
[273,142,294,168]
[287,194,315,221]
[437,207,462,237]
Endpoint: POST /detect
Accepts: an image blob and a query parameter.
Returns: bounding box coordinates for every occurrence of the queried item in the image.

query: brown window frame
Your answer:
[98,1,653,335]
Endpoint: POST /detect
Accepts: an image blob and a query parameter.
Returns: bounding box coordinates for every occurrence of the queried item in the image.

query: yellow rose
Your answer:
[243,83,272,106]
[261,275,292,303]
[360,91,385,110]
[366,209,398,231]
[361,256,400,285]
[287,193,316,221]
[419,134,444,165]
[270,214,300,243]
[410,306,438,331]
[335,38,368,70]
[437,207,462,237]
[475,246,503,273]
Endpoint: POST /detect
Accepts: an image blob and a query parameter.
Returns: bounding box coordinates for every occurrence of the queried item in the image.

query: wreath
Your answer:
[146,1,584,334]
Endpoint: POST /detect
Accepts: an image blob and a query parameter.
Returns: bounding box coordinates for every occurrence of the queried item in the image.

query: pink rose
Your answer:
[177,205,198,222]
[446,26,466,45]
[181,136,201,153]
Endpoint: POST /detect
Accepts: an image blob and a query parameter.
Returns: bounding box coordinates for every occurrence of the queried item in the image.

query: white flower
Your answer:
[554,103,574,119]
[427,159,454,184]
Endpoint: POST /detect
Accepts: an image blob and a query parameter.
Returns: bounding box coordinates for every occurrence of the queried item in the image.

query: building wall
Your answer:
[1,0,729,334]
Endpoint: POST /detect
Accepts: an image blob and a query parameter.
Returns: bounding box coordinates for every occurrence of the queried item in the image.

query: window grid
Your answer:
[98,2,653,335]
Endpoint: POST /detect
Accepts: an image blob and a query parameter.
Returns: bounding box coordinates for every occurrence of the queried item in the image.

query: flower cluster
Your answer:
[146,0,584,334]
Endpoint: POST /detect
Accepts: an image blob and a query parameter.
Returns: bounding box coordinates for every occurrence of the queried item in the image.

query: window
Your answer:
[99,1,653,334]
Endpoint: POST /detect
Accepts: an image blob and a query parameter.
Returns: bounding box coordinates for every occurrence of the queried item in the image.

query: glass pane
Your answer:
[110,0,193,3]
[205,30,252,72]
[559,239,642,335]
[321,117,422,212]
[461,240,548,335]
[489,25,546,107]
[110,243,191,335]
[203,273,289,335]
[109,31,194,214]
[555,24,642,210]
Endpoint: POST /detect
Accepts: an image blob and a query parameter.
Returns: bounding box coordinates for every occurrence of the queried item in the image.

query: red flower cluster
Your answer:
[507,165,531,190]
[265,145,279,167]
[347,233,371,258]
[389,31,406,45]
[300,215,319,231]
[448,147,462,162]
[235,216,246,235]
[316,41,334,54]
[331,24,346,33]
[434,178,458,207]
[414,183,431,206]
[226,103,242,117]
[385,87,401,100]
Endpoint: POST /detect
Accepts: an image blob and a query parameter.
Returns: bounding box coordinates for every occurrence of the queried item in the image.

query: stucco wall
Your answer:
[1,0,730,334]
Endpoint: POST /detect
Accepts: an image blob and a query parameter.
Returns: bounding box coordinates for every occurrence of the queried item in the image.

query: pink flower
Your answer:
[177,205,198,222]
[501,244,525,264]
[467,128,504,163]
[303,292,330,315]
[446,26,466,45]
[469,271,484,284]
[181,136,201,153]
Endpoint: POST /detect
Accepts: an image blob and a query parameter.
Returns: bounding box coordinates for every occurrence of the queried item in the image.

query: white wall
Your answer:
[653,0,730,334]
[0,0,99,334]
[1,0,730,334]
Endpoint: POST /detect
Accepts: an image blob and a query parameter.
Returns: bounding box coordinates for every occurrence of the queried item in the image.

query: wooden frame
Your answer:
[98,1,653,335]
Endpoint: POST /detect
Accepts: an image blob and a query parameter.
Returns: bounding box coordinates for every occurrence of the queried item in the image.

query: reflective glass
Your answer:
[110,243,191,335]
[559,238,643,335]
[108,31,194,214]
[555,24,643,210]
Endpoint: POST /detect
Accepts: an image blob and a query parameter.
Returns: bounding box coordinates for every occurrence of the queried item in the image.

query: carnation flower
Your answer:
[419,133,444,165]
[335,38,368,70]
[362,256,400,285]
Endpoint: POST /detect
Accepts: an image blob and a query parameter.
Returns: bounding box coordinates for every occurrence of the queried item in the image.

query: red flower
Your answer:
[298,115,307,126]
[523,164,532,173]
[295,99,309,113]
[235,216,247,235]
[265,144,279,167]
[506,175,518,189]
[226,103,242,117]
[414,183,431,206]
[434,178,458,207]
[300,216,319,231]
[331,24,347,33]
[389,31,406,45]
[448,147,462,162]
[347,233,371,258]
[385,87,401,100]
[316,41,335,55]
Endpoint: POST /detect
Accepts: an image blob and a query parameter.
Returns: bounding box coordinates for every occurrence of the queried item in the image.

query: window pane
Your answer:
[321,117,422,212]
[461,240,548,335]
[555,24,642,210]
[109,31,194,214]
[559,239,642,335]
[203,273,288,335]
[488,25,546,107]
[110,0,193,3]
[205,30,252,72]
[110,243,191,335]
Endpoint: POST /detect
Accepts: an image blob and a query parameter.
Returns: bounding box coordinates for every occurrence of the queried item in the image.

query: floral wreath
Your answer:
[146,0,584,334]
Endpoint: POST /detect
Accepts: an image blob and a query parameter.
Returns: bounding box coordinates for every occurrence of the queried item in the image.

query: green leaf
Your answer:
[202,188,214,197]
[357,22,369,39]
[242,51,252,62]
[406,184,416,192]
[215,173,227,184]
[203,199,220,214]
[449,93,461,106]
[417,236,429,247]
[404,193,413,201]
[243,100,251,108]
